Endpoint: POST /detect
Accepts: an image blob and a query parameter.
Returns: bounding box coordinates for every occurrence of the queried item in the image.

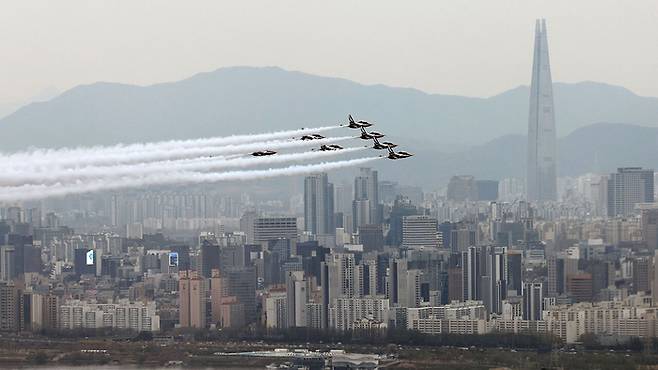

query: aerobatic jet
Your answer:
[372,137,396,150]
[383,147,413,160]
[344,114,373,129]
[251,150,277,156]
[359,127,385,140]
[298,134,325,141]
[317,144,343,151]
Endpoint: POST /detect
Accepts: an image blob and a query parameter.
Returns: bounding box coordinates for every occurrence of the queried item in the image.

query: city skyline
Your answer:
[2,2,658,368]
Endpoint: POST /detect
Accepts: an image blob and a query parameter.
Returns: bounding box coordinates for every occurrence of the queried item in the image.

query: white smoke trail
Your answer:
[0,136,356,171]
[0,157,381,202]
[0,146,367,186]
[0,125,340,163]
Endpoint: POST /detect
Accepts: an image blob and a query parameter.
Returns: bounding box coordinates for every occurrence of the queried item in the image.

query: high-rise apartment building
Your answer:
[0,281,21,332]
[526,19,557,202]
[178,270,205,328]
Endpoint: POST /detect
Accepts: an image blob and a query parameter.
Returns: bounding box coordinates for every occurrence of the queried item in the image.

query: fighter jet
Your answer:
[317,144,343,151]
[298,134,325,141]
[251,150,277,156]
[372,137,396,150]
[359,127,385,140]
[344,114,373,129]
[383,147,413,160]
[369,131,385,139]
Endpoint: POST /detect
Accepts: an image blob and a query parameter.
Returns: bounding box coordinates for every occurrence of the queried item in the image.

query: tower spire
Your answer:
[526,19,557,202]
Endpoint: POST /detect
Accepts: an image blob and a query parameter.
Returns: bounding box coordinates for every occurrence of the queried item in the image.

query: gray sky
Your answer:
[1,0,657,103]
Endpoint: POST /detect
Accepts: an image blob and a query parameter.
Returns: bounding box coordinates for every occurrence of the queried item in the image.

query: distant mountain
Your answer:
[2,67,658,188]
[1,66,657,153]
[0,87,60,120]
[389,123,658,186]
[0,102,19,121]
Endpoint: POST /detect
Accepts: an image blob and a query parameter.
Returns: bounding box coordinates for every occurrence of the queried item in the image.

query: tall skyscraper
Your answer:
[354,168,380,224]
[522,281,543,321]
[607,167,654,217]
[526,19,557,202]
[304,173,335,236]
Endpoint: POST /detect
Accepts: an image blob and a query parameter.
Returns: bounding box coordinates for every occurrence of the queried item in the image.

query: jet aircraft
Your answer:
[344,114,373,129]
[251,150,277,156]
[298,134,325,140]
[359,128,385,140]
[383,147,413,160]
[372,137,396,150]
[317,144,343,151]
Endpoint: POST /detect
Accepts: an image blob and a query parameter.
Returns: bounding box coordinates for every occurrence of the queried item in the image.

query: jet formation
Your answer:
[252,114,413,159]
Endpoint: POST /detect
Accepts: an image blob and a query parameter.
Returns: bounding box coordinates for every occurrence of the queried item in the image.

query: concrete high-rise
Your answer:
[178,270,205,328]
[522,281,543,321]
[253,217,298,243]
[304,173,335,236]
[526,19,557,202]
[354,168,380,224]
[607,167,654,217]
[401,215,439,249]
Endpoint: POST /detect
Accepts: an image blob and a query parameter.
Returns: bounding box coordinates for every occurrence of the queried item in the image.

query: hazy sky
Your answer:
[1,0,657,103]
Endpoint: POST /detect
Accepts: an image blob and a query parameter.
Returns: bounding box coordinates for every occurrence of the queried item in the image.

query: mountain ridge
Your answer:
[3,66,657,153]
[2,66,658,187]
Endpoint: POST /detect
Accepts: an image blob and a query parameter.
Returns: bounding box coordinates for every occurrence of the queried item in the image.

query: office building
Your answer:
[608,167,654,217]
[304,173,335,236]
[523,281,543,321]
[358,224,384,252]
[286,270,309,327]
[253,217,298,243]
[642,207,658,251]
[0,246,15,281]
[224,266,257,323]
[526,19,557,202]
[401,215,439,249]
[632,257,650,294]
[352,199,371,231]
[447,175,477,202]
[210,269,224,326]
[354,168,380,224]
[201,241,220,278]
[567,273,593,303]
